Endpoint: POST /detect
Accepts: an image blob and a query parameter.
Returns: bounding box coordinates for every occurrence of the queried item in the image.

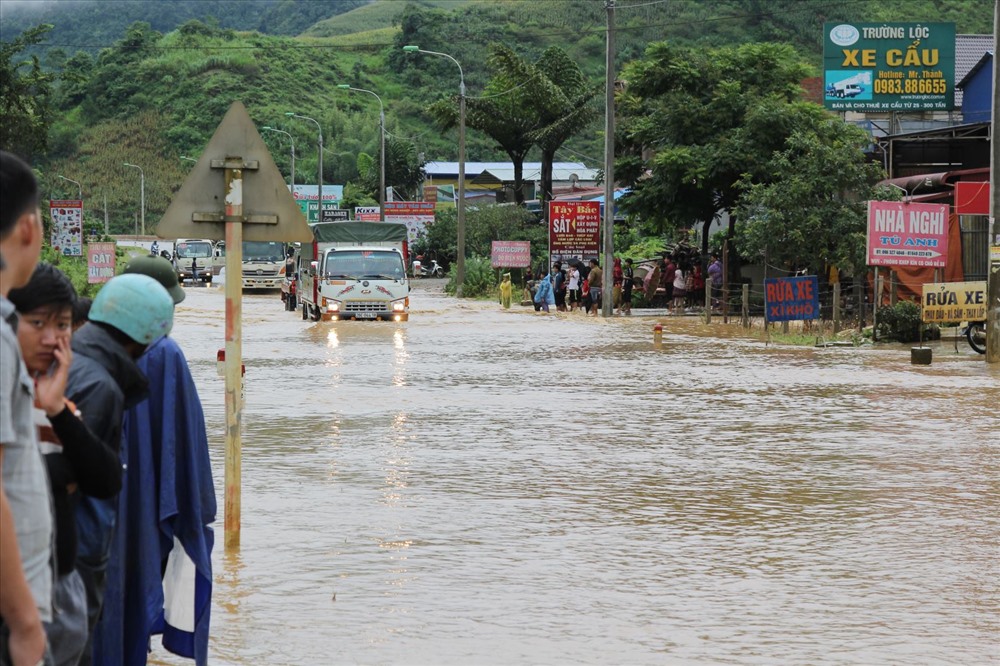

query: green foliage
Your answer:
[414,203,542,271]
[0,24,55,159]
[444,255,495,298]
[39,244,124,299]
[875,301,932,343]
[733,111,887,276]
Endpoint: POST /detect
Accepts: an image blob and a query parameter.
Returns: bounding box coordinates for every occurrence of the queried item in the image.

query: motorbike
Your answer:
[412,259,444,278]
[963,320,986,354]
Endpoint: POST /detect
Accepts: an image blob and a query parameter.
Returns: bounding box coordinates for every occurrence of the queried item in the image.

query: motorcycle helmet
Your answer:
[89,273,174,345]
[123,254,185,304]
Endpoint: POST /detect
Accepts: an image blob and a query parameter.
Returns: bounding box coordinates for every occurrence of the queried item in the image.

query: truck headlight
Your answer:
[391,299,406,312]
[328,300,341,312]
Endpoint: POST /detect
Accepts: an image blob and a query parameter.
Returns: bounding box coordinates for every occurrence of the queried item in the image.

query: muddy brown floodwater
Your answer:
[151,280,998,665]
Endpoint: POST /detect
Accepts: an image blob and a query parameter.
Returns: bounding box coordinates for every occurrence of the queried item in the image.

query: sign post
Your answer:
[157,102,312,550]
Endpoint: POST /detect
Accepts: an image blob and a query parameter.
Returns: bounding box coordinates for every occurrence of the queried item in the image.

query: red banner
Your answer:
[549,201,599,259]
[87,242,116,284]
[954,181,989,216]
[491,241,531,268]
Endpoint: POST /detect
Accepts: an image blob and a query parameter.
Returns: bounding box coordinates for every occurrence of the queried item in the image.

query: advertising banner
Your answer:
[954,181,990,216]
[764,276,820,323]
[491,241,531,268]
[384,201,436,244]
[921,281,987,323]
[320,209,349,223]
[823,22,955,111]
[50,199,83,256]
[424,185,455,204]
[355,206,381,222]
[86,242,116,284]
[866,201,949,267]
[549,201,600,260]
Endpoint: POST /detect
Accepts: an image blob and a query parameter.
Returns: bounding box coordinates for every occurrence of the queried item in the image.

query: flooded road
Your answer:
[161,281,998,665]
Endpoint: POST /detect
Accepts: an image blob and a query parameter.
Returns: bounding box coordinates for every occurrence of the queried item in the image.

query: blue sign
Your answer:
[764,276,820,322]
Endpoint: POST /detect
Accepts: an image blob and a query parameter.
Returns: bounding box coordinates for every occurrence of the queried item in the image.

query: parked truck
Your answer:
[173,238,214,284]
[298,222,410,322]
[213,240,288,289]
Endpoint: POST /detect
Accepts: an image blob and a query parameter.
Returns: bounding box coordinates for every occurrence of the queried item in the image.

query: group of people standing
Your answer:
[0,151,215,666]
[520,257,642,315]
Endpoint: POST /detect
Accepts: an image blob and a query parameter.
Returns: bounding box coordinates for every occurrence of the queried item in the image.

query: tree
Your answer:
[0,24,55,159]
[615,41,812,249]
[733,113,887,277]
[492,45,598,221]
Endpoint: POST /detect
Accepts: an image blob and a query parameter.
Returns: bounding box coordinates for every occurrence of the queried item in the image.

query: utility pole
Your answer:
[987,0,1000,362]
[602,0,616,317]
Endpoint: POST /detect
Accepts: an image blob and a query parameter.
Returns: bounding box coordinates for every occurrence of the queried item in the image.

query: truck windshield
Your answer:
[175,241,213,258]
[244,242,284,262]
[324,250,404,280]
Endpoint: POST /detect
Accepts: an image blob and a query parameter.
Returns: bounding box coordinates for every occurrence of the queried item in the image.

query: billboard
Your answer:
[866,201,949,268]
[764,276,820,323]
[823,23,955,111]
[320,209,349,222]
[384,202,435,244]
[549,201,600,261]
[50,199,83,256]
[86,242,116,284]
[491,241,531,268]
[355,206,381,222]
[921,281,987,323]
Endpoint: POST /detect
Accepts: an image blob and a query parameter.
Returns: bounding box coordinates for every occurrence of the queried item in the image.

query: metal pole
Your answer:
[987,0,1000,362]
[457,74,466,297]
[58,175,82,199]
[601,0,615,317]
[103,193,108,236]
[286,114,322,222]
[140,169,145,236]
[380,107,386,222]
[223,158,244,550]
[833,282,842,334]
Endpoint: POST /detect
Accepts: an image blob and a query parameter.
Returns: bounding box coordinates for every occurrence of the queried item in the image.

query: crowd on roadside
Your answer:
[516,250,725,316]
[1,151,215,666]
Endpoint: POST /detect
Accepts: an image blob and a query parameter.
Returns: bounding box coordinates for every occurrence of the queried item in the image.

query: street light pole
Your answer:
[57,175,82,200]
[286,112,322,222]
[602,0,616,317]
[180,155,197,164]
[262,127,295,190]
[123,162,145,236]
[403,45,466,296]
[337,85,385,221]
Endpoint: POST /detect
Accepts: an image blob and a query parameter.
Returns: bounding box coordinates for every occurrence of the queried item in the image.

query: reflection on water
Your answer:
[155,287,1000,665]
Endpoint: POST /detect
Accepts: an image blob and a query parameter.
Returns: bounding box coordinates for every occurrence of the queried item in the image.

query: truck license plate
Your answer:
[356,312,377,319]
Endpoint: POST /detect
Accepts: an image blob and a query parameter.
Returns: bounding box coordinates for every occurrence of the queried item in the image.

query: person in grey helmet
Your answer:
[64,273,174,666]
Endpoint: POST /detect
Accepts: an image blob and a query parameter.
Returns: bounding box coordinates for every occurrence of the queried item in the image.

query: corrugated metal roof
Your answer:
[424,161,589,178]
[471,166,601,185]
[956,34,994,106]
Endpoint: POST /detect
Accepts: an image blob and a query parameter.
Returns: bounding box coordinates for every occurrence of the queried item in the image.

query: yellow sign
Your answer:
[921,281,987,323]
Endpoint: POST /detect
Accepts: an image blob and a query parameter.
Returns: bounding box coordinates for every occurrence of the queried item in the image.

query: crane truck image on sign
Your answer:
[823,22,955,111]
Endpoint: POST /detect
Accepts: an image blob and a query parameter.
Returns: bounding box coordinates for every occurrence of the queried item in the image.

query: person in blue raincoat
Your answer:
[92,256,216,666]
[533,269,556,313]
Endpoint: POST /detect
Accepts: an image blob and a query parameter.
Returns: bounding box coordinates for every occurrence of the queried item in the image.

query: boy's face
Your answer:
[17,303,73,375]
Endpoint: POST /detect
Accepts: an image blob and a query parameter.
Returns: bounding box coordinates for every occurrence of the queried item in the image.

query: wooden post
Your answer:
[873,269,882,342]
[704,276,712,324]
[833,282,842,334]
[223,158,244,551]
[722,240,729,323]
[741,283,749,329]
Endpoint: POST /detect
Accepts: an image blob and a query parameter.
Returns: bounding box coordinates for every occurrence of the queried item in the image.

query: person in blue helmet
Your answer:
[65,273,174,666]
[93,256,216,666]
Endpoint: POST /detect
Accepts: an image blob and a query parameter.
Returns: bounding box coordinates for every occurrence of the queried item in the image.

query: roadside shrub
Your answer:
[445,255,496,298]
[875,300,939,342]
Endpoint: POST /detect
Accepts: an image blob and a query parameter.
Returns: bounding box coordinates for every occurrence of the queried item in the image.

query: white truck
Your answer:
[213,240,287,289]
[298,222,410,322]
[173,238,214,284]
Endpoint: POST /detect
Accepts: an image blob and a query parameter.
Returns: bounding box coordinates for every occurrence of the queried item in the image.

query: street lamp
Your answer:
[57,175,82,200]
[262,126,295,190]
[403,44,466,296]
[285,112,322,222]
[337,85,385,221]
[123,162,145,236]
[180,155,197,163]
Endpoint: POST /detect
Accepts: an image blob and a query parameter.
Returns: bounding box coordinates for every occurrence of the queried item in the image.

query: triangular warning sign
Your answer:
[157,101,313,242]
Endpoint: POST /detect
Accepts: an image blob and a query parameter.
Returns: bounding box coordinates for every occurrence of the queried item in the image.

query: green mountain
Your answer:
[3,0,993,233]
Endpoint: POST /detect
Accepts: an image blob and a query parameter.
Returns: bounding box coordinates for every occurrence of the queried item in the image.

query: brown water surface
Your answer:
[156,282,998,665]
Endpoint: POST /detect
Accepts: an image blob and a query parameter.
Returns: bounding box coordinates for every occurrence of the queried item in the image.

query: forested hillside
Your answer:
[1,0,993,233]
